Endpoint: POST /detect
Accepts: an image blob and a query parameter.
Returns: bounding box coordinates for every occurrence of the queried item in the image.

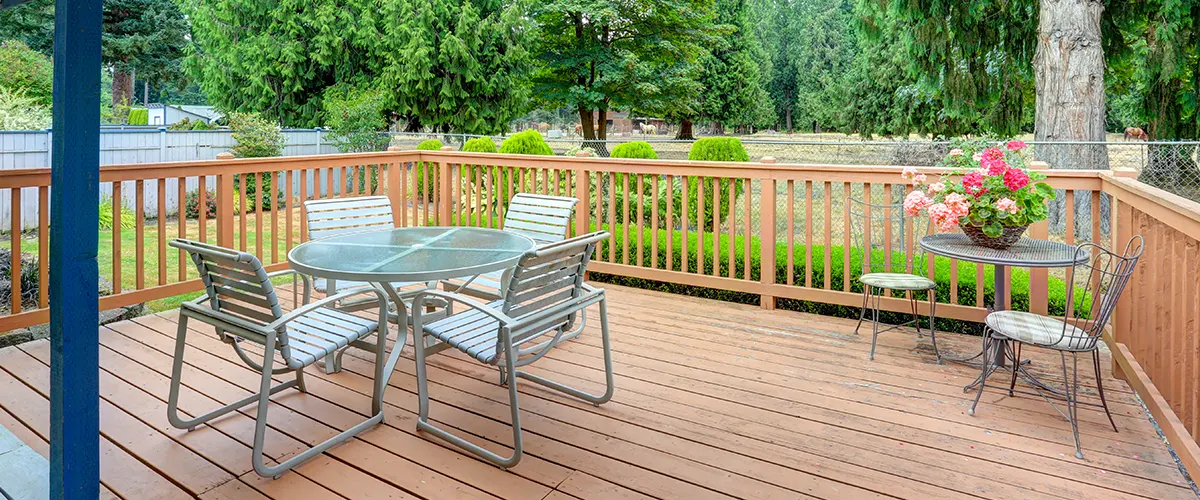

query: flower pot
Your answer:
[960,223,1029,250]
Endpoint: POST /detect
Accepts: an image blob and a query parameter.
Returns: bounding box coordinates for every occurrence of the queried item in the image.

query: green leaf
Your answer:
[983,222,1003,238]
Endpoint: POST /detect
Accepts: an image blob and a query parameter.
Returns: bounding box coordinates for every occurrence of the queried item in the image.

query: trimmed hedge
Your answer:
[610,141,658,160]
[127,108,149,125]
[462,137,497,153]
[587,222,1081,334]
[500,130,553,155]
[414,139,444,201]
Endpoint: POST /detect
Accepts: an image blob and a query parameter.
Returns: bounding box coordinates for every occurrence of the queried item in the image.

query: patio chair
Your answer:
[441,193,578,301]
[968,237,1143,459]
[849,196,943,362]
[304,195,436,372]
[166,239,392,478]
[410,231,613,468]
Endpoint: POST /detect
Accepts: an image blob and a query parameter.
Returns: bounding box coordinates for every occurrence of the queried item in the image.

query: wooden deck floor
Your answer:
[0,284,1194,499]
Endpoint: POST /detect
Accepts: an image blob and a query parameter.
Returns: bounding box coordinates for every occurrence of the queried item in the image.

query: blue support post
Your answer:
[49,0,102,496]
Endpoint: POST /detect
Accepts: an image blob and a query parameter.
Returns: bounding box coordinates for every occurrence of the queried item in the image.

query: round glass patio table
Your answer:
[287,226,536,284]
[919,233,1088,368]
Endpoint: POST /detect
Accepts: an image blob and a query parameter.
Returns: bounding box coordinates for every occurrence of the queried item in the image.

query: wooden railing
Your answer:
[0,149,1195,477]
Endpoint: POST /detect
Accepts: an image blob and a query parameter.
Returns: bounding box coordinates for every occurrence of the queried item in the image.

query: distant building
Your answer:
[147,104,224,126]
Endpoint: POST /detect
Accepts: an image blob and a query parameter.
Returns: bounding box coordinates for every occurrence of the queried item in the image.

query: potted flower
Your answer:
[903,138,1056,249]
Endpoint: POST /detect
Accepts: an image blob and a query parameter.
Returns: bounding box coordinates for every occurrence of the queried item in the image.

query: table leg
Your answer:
[993,265,1007,368]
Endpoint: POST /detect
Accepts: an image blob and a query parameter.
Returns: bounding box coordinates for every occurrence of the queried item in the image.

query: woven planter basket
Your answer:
[960,223,1029,250]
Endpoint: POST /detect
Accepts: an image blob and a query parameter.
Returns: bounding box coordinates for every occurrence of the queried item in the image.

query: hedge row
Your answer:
[584,223,1082,334]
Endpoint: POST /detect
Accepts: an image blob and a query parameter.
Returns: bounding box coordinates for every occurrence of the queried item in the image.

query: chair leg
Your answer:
[968,334,995,416]
[1092,350,1118,432]
[908,293,921,334]
[415,327,524,469]
[853,286,870,335]
[251,331,385,479]
[515,298,615,406]
[869,288,882,361]
[1008,342,1022,397]
[926,292,941,364]
[1061,351,1084,459]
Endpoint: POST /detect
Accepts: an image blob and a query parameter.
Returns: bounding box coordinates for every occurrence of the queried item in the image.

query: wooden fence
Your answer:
[0,149,1195,478]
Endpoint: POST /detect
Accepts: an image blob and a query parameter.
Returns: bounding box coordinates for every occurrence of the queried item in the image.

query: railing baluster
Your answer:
[178,177,186,281]
[112,181,122,294]
[475,165,483,227]
[10,188,21,313]
[697,177,705,274]
[842,182,851,291]
[256,172,264,258]
[823,181,832,290]
[651,175,659,269]
[622,173,630,265]
[805,180,814,287]
[786,180,795,285]
[667,175,674,272]
[1030,217,1050,315]
[681,176,688,273]
[711,178,720,277]
[727,180,736,279]
[135,180,145,290]
[608,172,616,263]
[157,179,166,286]
[863,183,871,274]
[637,174,645,267]
[238,175,247,249]
[1065,190,1076,245]
[38,186,48,308]
[743,178,751,280]
[272,171,280,263]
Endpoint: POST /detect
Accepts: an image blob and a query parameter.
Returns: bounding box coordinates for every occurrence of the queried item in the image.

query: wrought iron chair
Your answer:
[968,237,1143,459]
[303,195,436,372]
[441,193,578,301]
[410,231,613,468]
[167,239,392,478]
[848,196,943,362]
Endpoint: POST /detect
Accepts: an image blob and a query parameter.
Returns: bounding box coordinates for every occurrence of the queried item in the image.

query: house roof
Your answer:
[149,103,224,122]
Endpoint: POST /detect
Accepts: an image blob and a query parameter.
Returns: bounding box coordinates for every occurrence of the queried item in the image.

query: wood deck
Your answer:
[0,284,1194,499]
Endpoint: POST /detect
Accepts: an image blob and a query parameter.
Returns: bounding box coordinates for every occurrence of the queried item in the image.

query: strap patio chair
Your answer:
[848,196,943,362]
[304,195,436,372]
[410,231,613,469]
[166,239,393,478]
[441,193,578,301]
[968,237,1143,459]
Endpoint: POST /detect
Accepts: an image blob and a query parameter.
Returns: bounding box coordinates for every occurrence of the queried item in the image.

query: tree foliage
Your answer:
[0,40,52,108]
[103,0,190,106]
[229,113,286,158]
[694,0,776,133]
[323,84,391,153]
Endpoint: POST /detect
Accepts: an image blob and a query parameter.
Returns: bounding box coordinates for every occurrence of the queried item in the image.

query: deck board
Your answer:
[0,284,1194,499]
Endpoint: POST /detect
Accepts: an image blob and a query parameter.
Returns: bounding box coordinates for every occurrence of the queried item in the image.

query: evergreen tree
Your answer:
[694,0,775,134]
[103,0,190,109]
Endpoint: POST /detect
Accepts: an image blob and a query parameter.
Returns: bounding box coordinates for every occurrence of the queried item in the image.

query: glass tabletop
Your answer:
[287,226,536,282]
[919,233,1087,268]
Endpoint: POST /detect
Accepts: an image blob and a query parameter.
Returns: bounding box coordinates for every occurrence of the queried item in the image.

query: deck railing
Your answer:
[0,149,1195,477]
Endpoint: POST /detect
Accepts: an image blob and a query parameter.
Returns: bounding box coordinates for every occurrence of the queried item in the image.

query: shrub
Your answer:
[413,139,444,201]
[229,112,285,158]
[184,188,242,218]
[0,40,52,107]
[323,83,390,153]
[168,117,193,130]
[462,137,498,153]
[499,129,553,155]
[190,120,212,131]
[564,145,598,157]
[610,141,658,160]
[234,173,285,212]
[587,222,1079,334]
[98,198,136,230]
[0,88,50,130]
[127,108,149,125]
[677,137,748,228]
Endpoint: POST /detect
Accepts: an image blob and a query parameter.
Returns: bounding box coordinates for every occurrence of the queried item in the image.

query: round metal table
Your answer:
[288,226,535,377]
[920,233,1088,393]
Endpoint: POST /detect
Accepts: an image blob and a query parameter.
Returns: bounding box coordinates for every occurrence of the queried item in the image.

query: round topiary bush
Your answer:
[499,130,553,155]
[610,141,658,160]
[675,137,748,229]
[462,137,497,153]
[414,139,444,201]
[609,142,660,224]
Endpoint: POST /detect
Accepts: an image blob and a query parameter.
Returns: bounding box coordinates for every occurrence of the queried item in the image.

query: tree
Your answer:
[103,0,190,109]
[379,0,535,134]
[322,83,391,153]
[694,0,776,134]
[532,0,716,147]
[0,40,52,108]
[0,0,54,55]
[754,0,800,132]
[789,0,857,134]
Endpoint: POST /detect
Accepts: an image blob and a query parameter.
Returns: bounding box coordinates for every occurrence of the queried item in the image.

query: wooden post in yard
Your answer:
[215,152,236,248]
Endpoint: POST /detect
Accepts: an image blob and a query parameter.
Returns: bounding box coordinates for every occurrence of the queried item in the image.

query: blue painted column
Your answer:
[49,0,102,496]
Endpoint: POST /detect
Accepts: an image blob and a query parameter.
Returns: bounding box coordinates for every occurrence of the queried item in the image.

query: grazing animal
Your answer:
[573,123,582,135]
[1124,127,1150,141]
[639,123,657,135]
[538,122,550,133]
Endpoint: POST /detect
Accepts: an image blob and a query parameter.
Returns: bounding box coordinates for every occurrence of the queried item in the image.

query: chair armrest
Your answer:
[412,289,513,326]
[265,287,387,330]
[266,268,311,287]
[509,287,604,330]
[180,299,273,337]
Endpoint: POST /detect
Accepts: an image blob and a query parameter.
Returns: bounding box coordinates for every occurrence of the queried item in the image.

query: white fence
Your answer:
[0,129,341,230]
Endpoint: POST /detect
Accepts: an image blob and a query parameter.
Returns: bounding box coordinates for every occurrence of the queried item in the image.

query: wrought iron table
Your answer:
[919,233,1088,364]
[287,226,536,375]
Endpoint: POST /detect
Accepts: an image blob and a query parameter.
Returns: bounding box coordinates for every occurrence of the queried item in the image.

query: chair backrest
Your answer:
[169,238,283,329]
[304,196,394,241]
[503,193,577,246]
[848,195,932,277]
[1059,237,1144,350]
[501,231,607,340]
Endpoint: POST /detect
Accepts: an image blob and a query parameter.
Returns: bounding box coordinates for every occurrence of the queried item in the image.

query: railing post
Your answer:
[759,157,777,309]
[1111,194,1134,381]
[438,148,453,225]
[215,152,236,248]
[574,168,589,237]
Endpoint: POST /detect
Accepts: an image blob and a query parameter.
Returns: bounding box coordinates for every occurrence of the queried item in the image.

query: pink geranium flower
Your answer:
[927,203,960,232]
[927,182,946,194]
[901,167,927,185]
[949,148,963,157]
[962,171,983,189]
[1006,140,1027,152]
[983,158,1008,176]
[903,190,933,216]
[981,147,1005,162]
[1003,168,1030,191]
[995,197,1018,214]
[944,193,970,218]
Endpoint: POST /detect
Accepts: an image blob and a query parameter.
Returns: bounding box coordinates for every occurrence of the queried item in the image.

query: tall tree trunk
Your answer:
[591,104,609,156]
[785,106,792,134]
[712,121,725,135]
[1034,0,1108,233]
[676,119,695,140]
[578,106,596,140]
[112,70,134,110]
